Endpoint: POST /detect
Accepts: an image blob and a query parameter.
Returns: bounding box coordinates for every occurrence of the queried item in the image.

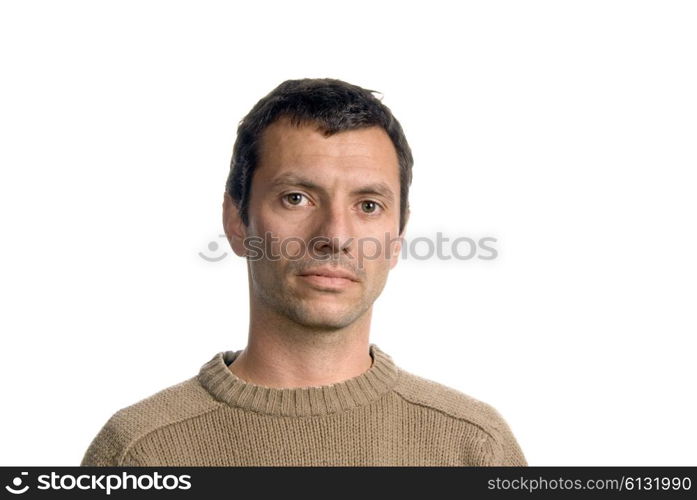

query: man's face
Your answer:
[224,117,406,330]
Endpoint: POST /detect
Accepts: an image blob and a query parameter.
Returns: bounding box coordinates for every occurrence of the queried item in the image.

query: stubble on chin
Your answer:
[253,266,370,331]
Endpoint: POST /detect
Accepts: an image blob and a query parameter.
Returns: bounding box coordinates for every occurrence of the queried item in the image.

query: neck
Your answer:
[228,299,374,389]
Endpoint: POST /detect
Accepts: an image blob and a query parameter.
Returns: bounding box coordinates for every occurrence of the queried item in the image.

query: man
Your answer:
[80,78,526,466]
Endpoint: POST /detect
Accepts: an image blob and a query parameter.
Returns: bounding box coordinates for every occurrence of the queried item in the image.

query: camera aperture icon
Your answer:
[5,472,29,494]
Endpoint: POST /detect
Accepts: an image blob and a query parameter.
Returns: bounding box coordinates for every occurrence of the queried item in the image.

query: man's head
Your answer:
[223,78,413,331]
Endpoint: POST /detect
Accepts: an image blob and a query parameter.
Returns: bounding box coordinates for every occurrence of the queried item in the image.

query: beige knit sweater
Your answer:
[80,344,526,466]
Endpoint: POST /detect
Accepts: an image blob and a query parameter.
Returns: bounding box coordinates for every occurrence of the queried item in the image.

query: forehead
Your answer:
[255,117,400,185]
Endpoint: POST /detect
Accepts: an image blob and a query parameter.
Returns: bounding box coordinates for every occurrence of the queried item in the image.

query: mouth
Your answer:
[297,269,359,291]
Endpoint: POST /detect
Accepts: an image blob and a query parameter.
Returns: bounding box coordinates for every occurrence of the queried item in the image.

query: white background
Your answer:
[1,0,695,466]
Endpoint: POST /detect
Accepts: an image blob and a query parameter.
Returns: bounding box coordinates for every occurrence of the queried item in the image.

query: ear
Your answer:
[222,192,248,257]
[389,208,409,270]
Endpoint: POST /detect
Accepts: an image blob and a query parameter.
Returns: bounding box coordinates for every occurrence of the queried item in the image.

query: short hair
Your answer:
[225,78,413,235]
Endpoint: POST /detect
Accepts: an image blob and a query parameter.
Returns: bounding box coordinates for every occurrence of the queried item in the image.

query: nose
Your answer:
[310,200,354,259]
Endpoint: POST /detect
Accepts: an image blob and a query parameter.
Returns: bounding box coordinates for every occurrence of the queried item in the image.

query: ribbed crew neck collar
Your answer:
[197,344,399,417]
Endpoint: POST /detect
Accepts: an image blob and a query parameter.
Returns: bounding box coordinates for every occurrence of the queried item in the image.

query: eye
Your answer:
[282,192,311,207]
[360,200,382,215]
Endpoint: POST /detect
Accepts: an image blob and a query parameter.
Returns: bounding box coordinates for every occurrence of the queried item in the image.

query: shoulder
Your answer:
[80,376,221,466]
[393,368,527,465]
[393,369,502,431]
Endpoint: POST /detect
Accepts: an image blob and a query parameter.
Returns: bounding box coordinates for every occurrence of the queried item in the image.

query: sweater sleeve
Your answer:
[80,412,144,467]
[488,409,527,466]
[80,419,124,466]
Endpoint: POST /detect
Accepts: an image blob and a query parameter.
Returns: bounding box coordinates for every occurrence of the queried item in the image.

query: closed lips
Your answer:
[299,268,358,281]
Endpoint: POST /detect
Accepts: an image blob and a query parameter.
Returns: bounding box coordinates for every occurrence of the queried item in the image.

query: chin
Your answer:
[290,305,362,330]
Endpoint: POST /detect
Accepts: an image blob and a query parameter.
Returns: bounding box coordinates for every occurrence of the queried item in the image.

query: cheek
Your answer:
[357,253,393,283]
[249,255,288,290]
[356,237,382,261]
[355,233,397,270]
[249,216,311,262]
[284,235,312,261]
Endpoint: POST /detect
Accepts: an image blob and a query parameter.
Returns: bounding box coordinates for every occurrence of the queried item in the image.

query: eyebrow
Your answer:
[270,173,395,202]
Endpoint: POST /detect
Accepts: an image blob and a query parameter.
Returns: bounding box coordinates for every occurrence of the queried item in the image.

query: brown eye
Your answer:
[285,193,305,205]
